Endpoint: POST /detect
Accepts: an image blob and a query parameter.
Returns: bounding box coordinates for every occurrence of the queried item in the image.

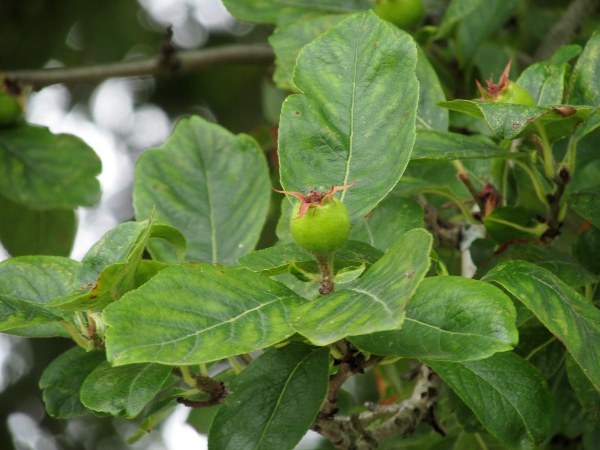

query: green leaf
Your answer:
[134,116,270,265]
[483,207,548,244]
[0,294,64,332]
[428,352,552,449]
[517,50,577,105]
[334,263,365,284]
[39,347,106,419]
[438,100,591,141]
[456,0,519,66]
[294,228,432,346]
[436,0,484,38]
[209,342,329,450]
[221,0,370,24]
[270,15,348,91]
[278,11,419,223]
[566,355,600,424]
[104,264,306,366]
[482,260,600,393]
[49,218,184,311]
[0,124,101,208]
[80,362,173,418]
[0,255,78,337]
[566,160,600,228]
[573,224,600,275]
[475,239,599,287]
[237,240,383,275]
[411,130,509,162]
[0,193,76,257]
[351,276,517,361]
[414,46,449,131]
[568,27,600,105]
[513,320,564,379]
[350,196,423,253]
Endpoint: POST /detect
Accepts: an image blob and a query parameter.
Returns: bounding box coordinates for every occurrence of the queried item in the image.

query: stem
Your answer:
[5,44,275,89]
[228,356,243,374]
[316,253,335,295]
[60,321,90,349]
[534,122,555,180]
[542,168,571,243]
[178,366,197,387]
[453,160,486,212]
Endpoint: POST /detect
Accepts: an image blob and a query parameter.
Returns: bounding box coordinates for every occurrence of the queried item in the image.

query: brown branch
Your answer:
[172,367,229,408]
[3,43,275,90]
[534,0,600,61]
[541,167,570,243]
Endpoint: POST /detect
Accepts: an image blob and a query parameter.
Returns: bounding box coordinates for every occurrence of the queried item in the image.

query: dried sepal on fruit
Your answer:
[476,58,535,106]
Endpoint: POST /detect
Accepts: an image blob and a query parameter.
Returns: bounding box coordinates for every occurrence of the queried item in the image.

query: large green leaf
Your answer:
[39,347,106,419]
[294,228,432,346]
[565,160,600,228]
[270,15,348,91]
[438,100,591,141]
[349,196,423,253]
[410,130,509,162]
[0,193,76,257]
[80,362,173,418]
[573,224,600,275]
[278,11,419,223]
[414,46,449,131]
[428,352,552,449]
[209,342,329,450]
[483,260,600,393]
[0,124,101,208]
[568,27,600,105]
[0,255,78,337]
[566,355,600,424]
[221,0,370,24]
[134,116,270,265]
[104,264,306,366]
[350,276,517,361]
[513,319,565,379]
[0,294,64,332]
[50,218,185,311]
[475,239,598,287]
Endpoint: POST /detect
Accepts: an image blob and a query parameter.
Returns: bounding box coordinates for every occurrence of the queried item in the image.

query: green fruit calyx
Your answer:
[274,181,354,256]
[476,58,535,106]
[374,0,425,30]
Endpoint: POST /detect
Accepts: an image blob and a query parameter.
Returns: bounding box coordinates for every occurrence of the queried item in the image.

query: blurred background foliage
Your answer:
[1,0,599,449]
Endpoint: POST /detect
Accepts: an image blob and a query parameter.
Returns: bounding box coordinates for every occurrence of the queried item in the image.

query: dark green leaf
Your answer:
[566,355,600,424]
[0,255,78,337]
[134,116,270,265]
[428,352,552,449]
[39,347,106,418]
[0,124,101,208]
[414,46,449,131]
[0,193,76,257]
[483,260,600,393]
[270,15,348,91]
[411,130,509,161]
[475,239,598,287]
[436,0,484,38]
[209,342,329,450]
[573,224,600,275]
[278,11,419,223]
[80,362,173,418]
[566,160,600,228]
[221,0,370,24]
[567,27,600,105]
[104,264,306,366]
[438,100,591,141]
[350,196,423,253]
[351,276,517,361]
[513,320,565,379]
[517,50,576,105]
[483,207,548,244]
[294,229,432,345]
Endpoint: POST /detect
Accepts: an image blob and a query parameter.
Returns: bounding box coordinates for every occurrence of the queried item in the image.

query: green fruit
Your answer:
[374,0,425,30]
[496,82,536,106]
[0,92,22,127]
[291,196,350,256]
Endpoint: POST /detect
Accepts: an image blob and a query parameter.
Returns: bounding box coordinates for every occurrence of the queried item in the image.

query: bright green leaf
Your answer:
[209,342,329,450]
[350,196,423,253]
[483,260,600,393]
[80,362,173,418]
[134,116,270,265]
[411,130,509,162]
[104,263,306,366]
[475,239,598,287]
[0,124,101,208]
[428,352,552,449]
[351,276,517,361]
[39,347,106,419]
[0,193,76,257]
[278,11,419,223]
[294,228,432,346]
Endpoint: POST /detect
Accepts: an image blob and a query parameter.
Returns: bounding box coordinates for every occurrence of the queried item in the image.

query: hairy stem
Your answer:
[317,253,335,295]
